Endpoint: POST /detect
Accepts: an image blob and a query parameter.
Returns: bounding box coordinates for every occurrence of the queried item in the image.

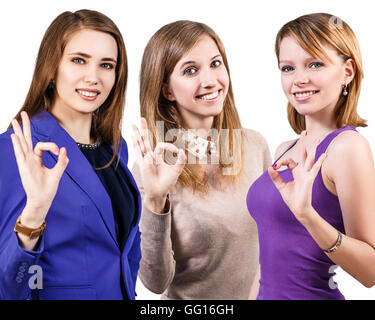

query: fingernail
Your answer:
[56,148,60,154]
[273,163,277,169]
[305,131,308,136]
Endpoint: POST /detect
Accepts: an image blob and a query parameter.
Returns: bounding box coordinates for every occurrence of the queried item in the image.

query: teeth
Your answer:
[198,91,219,100]
[295,91,316,98]
[77,90,98,97]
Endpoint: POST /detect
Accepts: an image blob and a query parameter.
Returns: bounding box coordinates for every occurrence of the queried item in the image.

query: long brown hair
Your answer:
[140,20,244,194]
[10,9,128,167]
[275,13,366,134]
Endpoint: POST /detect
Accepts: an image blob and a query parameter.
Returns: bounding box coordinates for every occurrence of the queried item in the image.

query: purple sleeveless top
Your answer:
[247,126,356,300]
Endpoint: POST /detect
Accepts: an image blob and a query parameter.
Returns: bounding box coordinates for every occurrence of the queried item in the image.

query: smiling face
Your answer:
[278,36,354,119]
[52,29,118,117]
[163,35,229,130]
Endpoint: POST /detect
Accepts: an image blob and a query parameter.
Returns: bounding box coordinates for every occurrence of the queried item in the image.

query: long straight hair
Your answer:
[275,13,366,133]
[10,9,128,167]
[140,20,244,194]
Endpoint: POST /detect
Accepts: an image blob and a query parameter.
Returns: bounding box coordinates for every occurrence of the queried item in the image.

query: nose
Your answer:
[293,69,309,86]
[199,68,218,88]
[83,64,99,85]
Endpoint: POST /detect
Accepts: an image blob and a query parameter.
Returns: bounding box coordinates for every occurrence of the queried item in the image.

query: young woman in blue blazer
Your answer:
[0,9,141,300]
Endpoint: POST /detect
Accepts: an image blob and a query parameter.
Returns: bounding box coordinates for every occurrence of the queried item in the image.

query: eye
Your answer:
[310,62,324,69]
[183,67,197,76]
[281,65,294,72]
[72,57,85,64]
[211,60,221,68]
[101,63,114,70]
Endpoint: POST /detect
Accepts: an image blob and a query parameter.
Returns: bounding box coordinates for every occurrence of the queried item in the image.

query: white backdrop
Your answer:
[0,0,374,300]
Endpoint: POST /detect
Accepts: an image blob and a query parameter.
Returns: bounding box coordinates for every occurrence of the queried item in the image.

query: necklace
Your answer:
[76,141,101,150]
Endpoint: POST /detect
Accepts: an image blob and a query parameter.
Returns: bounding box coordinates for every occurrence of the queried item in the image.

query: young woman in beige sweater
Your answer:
[131,20,271,299]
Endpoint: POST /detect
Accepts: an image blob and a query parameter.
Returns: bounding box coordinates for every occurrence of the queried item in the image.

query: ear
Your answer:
[162,83,176,102]
[344,58,355,85]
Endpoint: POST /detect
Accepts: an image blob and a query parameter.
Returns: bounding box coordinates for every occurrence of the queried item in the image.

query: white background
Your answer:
[0,0,374,300]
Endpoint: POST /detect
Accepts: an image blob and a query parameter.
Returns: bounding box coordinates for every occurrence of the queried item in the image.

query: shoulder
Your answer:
[0,130,20,186]
[242,128,269,151]
[322,129,375,209]
[329,129,369,152]
[0,128,13,141]
[242,128,272,171]
[327,129,372,165]
[0,129,15,157]
[274,139,297,161]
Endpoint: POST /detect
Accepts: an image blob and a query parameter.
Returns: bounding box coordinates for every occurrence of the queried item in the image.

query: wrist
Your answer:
[296,206,317,227]
[21,203,48,228]
[26,199,50,212]
[144,195,169,214]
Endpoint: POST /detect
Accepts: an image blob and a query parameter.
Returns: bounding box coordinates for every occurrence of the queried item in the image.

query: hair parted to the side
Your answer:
[140,20,244,194]
[10,9,128,168]
[275,13,366,134]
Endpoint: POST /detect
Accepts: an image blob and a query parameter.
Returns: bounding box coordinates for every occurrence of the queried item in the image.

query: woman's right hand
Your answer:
[132,118,186,213]
[10,111,69,228]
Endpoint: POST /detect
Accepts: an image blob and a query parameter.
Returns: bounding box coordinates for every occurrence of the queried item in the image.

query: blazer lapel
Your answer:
[111,141,142,230]
[31,111,119,248]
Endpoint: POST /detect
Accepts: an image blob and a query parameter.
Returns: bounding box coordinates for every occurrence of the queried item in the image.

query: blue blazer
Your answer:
[0,111,141,300]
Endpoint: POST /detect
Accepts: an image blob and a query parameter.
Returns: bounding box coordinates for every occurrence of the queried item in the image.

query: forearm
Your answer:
[301,208,375,288]
[139,202,176,294]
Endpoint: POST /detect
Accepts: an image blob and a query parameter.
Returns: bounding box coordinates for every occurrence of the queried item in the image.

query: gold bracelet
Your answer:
[323,232,342,253]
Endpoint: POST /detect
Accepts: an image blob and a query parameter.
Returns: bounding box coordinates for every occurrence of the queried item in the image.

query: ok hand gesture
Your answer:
[10,111,69,226]
[132,118,186,212]
[268,131,327,222]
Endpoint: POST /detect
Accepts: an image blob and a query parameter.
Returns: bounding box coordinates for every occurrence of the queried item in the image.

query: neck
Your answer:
[304,114,337,146]
[50,105,94,144]
[181,114,214,135]
[303,99,339,136]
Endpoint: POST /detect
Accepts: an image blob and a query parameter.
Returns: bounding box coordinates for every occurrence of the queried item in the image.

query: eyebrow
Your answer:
[279,57,318,65]
[67,52,117,63]
[179,54,222,70]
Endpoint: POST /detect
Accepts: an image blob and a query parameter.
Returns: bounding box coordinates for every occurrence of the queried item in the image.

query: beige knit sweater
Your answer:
[132,129,271,299]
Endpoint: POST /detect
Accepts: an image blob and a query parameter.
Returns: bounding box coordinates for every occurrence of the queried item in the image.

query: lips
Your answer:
[76,88,101,101]
[293,90,319,98]
[196,89,221,101]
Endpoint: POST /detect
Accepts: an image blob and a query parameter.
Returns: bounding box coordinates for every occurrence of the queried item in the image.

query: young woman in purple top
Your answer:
[247,13,375,299]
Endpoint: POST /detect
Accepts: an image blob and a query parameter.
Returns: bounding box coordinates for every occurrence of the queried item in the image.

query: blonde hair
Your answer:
[275,13,366,133]
[140,20,244,194]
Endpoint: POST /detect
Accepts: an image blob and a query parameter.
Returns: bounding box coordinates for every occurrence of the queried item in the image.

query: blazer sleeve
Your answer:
[131,162,176,294]
[0,134,45,300]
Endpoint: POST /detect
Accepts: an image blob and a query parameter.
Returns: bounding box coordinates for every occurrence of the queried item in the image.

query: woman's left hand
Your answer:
[268,131,327,222]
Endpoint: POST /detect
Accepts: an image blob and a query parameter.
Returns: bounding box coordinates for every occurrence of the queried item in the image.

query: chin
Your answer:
[204,104,224,116]
[74,102,102,113]
[294,108,318,117]
[290,102,314,116]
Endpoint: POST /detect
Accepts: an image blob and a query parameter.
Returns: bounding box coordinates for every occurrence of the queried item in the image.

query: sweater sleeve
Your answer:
[131,162,176,294]
[0,135,45,300]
